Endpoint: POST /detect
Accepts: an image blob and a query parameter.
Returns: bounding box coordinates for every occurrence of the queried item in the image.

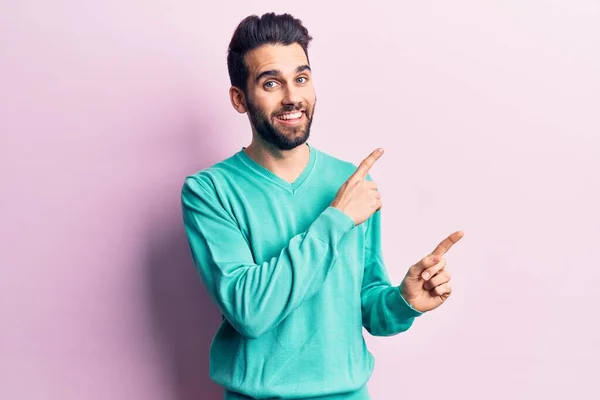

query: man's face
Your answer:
[243,43,316,151]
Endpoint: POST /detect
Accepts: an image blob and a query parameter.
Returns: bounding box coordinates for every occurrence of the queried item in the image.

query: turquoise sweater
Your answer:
[181,143,422,399]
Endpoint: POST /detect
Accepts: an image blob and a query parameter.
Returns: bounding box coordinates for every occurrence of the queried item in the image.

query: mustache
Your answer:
[272,104,308,116]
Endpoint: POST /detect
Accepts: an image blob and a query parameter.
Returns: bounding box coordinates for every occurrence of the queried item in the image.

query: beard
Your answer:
[246,97,316,151]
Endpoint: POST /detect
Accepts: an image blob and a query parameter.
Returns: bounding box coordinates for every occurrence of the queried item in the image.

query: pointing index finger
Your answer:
[352,148,384,181]
[431,231,464,256]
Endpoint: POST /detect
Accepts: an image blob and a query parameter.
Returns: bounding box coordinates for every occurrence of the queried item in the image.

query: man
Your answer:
[181,12,463,400]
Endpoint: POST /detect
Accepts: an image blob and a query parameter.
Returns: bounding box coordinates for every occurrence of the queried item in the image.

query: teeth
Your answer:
[278,112,302,120]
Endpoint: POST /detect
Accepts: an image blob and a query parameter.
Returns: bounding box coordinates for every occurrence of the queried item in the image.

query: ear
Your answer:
[229,86,247,113]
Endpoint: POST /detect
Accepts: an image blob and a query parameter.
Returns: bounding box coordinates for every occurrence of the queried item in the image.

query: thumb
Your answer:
[411,254,441,275]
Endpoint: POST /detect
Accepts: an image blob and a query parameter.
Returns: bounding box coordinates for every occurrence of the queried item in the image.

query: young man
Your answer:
[181,13,463,400]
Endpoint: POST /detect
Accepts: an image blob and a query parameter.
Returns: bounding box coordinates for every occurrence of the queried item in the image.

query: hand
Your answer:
[399,231,464,313]
[331,148,384,226]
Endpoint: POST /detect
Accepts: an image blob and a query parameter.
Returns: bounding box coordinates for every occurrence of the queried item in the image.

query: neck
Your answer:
[243,138,310,184]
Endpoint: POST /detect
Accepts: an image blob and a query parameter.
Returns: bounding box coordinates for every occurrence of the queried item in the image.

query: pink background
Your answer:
[1,1,599,399]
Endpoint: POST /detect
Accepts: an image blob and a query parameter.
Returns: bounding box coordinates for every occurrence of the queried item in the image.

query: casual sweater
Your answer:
[180,143,422,400]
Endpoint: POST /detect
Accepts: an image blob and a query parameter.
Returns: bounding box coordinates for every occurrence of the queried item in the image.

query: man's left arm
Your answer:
[360,209,422,336]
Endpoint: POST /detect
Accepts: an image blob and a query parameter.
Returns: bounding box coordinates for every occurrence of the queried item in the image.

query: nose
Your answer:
[281,84,302,108]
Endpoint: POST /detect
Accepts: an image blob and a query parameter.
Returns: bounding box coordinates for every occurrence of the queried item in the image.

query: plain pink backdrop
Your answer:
[1,1,599,399]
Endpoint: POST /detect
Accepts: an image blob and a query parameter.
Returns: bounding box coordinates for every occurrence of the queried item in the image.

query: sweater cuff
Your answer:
[311,206,355,245]
[388,286,423,318]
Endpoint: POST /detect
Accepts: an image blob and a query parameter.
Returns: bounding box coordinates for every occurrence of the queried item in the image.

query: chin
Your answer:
[275,133,310,151]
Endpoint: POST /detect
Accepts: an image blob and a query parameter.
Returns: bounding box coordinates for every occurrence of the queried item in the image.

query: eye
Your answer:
[296,76,308,84]
[264,81,279,90]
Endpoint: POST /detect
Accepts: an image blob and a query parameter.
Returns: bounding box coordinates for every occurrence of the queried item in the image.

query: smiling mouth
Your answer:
[275,111,304,122]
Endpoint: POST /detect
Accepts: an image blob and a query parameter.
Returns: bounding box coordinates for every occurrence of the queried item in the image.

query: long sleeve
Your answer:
[181,176,355,339]
[360,208,423,336]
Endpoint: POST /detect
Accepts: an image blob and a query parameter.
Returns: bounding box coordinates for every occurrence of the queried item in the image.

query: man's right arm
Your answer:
[181,176,355,339]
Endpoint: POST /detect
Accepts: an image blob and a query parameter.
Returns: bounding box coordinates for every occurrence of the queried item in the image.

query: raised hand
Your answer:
[399,231,464,312]
[331,148,384,226]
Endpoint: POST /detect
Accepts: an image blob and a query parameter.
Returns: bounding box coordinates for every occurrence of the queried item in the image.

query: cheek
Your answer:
[252,94,281,115]
[302,87,316,105]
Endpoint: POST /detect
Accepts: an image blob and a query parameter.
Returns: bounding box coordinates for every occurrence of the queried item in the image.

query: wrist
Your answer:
[392,286,423,317]
[329,204,355,226]
[398,284,421,313]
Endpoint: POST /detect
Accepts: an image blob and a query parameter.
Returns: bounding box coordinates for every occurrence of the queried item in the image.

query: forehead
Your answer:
[245,43,309,78]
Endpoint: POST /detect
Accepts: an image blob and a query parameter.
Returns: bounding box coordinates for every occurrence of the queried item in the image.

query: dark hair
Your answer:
[227,13,313,94]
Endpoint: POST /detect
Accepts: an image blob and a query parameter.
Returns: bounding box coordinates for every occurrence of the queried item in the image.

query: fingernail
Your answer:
[422,272,430,280]
[377,148,384,154]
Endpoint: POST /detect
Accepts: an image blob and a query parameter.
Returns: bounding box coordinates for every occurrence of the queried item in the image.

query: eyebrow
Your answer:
[255,65,311,84]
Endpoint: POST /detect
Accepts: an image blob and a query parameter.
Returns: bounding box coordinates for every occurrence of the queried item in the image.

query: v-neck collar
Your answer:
[237,143,317,195]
